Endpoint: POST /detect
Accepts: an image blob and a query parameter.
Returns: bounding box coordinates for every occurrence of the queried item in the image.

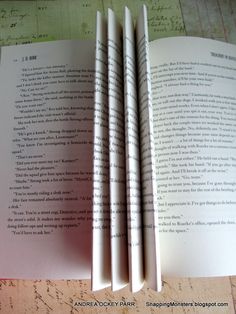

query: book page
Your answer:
[123,7,144,292]
[136,5,162,292]
[0,40,95,279]
[107,9,128,290]
[150,36,236,276]
[92,12,111,291]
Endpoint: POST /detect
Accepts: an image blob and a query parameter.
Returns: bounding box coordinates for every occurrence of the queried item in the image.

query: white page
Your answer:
[92,12,111,291]
[150,36,236,276]
[0,40,95,279]
[108,8,129,290]
[123,6,144,292]
[136,5,162,291]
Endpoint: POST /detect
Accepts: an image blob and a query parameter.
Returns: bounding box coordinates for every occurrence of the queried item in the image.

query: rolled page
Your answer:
[92,11,111,291]
[136,5,162,292]
[123,6,144,292]
[108,8,129,291]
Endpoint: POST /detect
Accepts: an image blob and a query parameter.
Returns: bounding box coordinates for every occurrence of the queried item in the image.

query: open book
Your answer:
[0,6,236,293]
